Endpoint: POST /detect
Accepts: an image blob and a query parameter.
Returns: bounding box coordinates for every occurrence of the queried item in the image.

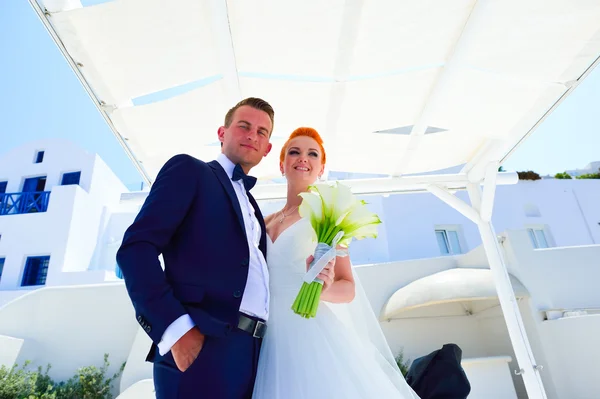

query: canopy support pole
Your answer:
[427,162,548,399]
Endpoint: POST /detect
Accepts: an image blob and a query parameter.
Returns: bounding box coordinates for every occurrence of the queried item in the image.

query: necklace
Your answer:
[279,205,299,224]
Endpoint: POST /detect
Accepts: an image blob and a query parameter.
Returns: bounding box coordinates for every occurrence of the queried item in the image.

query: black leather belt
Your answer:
[237,313,267,339]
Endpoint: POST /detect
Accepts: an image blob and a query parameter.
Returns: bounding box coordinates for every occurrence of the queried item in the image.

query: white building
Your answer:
[0,140,128,305]
[1,140,600,398]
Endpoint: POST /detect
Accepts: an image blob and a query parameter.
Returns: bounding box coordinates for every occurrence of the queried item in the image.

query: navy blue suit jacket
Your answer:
[116,154,267,356]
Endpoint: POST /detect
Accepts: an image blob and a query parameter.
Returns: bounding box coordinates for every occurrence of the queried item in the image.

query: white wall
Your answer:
[492,180,598,248]
[119,328,153,393]
[502,229,600,311]
[538,315,600,399]
[0,334,24,368]
[462,356,518,399]
[571,181,600,245]
[89,155,129,204]
[90,208,138,272]
[0,283,138,386]
[60,186,110,274]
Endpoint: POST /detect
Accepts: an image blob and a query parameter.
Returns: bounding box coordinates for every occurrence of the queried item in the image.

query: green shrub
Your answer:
[0,354,125,399]
[517,171,541,180]
[395,349,411,376]
[576,172,600,179]
[554,172,572,179]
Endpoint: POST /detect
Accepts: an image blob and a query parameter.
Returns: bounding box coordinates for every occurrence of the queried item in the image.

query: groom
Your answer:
[116,97,274,398]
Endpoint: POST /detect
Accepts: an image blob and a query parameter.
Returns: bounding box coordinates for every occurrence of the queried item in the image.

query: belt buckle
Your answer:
[253,320,266,338]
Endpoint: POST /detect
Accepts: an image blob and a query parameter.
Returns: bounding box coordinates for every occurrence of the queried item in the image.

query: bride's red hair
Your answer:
[280,127,326,165]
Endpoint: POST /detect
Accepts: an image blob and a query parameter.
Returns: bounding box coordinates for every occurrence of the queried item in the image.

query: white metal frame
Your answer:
[28,0,152,185]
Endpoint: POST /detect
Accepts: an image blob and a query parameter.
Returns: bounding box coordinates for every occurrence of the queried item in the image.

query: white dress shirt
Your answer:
[157,154,270,355]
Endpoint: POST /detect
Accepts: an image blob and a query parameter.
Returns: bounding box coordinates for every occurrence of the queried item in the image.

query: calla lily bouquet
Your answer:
[291,182,381,318]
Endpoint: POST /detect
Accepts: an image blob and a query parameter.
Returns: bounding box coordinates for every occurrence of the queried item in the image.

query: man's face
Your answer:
[218,105,273,173]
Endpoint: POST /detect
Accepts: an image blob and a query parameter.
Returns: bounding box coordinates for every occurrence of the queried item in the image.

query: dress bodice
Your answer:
[266,218,317,296]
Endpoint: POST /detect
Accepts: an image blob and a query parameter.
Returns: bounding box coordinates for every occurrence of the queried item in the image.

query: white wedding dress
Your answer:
[253,218,419,399]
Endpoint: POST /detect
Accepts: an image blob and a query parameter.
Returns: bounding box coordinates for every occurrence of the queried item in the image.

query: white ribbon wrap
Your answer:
[302,231,348,284]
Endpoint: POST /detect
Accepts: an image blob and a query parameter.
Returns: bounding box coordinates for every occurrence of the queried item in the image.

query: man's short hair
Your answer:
[224,97,275,135]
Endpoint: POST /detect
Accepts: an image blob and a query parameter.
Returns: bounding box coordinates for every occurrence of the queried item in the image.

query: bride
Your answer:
[253,127,419,398]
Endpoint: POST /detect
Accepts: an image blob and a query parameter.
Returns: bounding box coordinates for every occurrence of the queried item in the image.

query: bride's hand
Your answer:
[306,255,336,292]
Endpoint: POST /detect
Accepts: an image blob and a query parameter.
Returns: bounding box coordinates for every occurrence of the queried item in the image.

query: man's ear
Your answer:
[217,126,225,143]
[264,142,273,157]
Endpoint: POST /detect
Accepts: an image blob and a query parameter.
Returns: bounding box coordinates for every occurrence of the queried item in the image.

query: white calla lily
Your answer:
[331,182,355,224]
[298,191,323,221]
[298,190,324,237]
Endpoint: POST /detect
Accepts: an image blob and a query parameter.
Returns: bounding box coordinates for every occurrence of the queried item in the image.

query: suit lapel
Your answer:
[208,161,246,239]
[248,193,267,258]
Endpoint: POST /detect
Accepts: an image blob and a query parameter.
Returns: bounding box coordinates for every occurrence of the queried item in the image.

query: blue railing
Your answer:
[0,191,51,215]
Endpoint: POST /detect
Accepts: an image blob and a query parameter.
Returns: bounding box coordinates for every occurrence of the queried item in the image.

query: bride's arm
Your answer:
[319,247,355,304]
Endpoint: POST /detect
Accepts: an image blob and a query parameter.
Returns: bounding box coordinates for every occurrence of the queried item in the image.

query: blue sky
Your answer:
[1,2,599,190]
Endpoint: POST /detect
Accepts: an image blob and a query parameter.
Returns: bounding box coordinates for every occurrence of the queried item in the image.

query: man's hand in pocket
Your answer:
[171,327,205,372]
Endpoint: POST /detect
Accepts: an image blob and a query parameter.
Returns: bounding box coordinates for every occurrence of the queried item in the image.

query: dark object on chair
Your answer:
[405,343,471,399]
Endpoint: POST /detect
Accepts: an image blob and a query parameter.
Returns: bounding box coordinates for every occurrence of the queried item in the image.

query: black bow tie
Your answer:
[232,164,257,191]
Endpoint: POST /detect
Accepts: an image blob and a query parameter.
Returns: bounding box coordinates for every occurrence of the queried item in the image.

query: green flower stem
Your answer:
[294,283,307,313]
[323,226,342,246]
[310,283,323,317]
[320,223,337,244]
[304,283,316,315]
[304,283,317,316]
[292,283,306,312]
[299,285,310,315]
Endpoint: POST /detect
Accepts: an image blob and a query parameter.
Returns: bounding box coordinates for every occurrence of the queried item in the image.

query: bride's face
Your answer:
[281,136,324,185]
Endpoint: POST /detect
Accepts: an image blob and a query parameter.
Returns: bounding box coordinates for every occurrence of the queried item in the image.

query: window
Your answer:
[435,229,463,255]
[61,171,81,186]
[21,256,50,286]
[528,228,549,249]
[35,151,45,163]
[0,258,4,282]
[22,176,47,192]
[0,181,7,194]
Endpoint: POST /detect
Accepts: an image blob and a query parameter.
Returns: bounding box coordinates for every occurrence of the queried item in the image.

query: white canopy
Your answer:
[31,0,600,183]
[380,268,529,320]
